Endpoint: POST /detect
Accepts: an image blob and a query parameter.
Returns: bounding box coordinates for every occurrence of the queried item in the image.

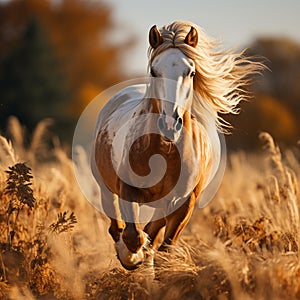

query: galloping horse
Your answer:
[92,21,261,269]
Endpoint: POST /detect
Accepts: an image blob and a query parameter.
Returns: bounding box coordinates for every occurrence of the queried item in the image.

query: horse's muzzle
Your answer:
[157,112,183,141]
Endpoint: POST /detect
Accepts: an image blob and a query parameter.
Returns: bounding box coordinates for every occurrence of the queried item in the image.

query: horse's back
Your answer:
[94,84,147,134]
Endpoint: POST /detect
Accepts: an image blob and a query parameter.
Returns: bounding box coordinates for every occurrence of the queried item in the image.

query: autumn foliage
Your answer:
[227,37,300,150]
[0,0,132,139]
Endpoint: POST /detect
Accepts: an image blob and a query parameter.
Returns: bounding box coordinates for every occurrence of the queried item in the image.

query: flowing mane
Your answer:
[148,20,263,132]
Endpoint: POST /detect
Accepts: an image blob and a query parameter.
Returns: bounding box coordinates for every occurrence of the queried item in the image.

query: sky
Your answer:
[107,0,300,75]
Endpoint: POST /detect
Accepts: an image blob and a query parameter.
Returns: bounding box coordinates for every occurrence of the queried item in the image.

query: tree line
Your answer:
[0,0,299,149]
[0,0,131,143]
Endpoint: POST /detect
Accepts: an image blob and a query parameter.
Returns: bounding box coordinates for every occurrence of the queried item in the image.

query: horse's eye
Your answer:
[150,67,157,77]
[190,71,196,78]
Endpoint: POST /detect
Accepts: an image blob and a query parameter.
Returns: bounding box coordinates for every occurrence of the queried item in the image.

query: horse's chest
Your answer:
[125,138,202,202]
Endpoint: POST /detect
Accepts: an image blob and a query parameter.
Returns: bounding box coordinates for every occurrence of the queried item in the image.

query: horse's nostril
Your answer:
[157,116,165,131]
[175,117,183,131]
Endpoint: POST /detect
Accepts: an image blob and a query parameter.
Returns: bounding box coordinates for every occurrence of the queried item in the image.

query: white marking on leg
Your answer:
[115,232,149,270]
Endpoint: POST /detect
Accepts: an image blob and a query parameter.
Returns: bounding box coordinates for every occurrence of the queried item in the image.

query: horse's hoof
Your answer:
[117,254,143,270]
[115,237,145,270]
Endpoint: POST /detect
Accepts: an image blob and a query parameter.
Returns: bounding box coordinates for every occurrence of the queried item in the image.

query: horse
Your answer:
[92,21,262,270]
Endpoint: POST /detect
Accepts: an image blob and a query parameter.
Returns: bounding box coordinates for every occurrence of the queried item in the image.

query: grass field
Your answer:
[0,118,299,299]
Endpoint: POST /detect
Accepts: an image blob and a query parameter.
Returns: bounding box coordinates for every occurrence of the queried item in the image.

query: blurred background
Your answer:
[0,0,299,150]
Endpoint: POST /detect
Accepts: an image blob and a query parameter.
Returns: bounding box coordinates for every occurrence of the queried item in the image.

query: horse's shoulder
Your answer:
[95,84,146,129]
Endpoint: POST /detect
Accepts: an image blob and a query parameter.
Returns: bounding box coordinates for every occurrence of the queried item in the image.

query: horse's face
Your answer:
[150,48,195,141]
[149,26,198,142]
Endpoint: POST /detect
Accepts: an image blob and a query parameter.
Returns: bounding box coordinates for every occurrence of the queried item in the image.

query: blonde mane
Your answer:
[148,21,264,132]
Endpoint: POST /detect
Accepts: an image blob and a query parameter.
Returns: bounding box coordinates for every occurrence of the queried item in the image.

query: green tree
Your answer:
[0,18,73,139]
[0,0,133,117]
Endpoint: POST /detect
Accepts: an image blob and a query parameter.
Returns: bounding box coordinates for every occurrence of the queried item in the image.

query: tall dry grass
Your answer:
[0,118,299,299]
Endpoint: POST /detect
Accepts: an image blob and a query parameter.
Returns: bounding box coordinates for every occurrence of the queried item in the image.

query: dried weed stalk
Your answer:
[5,163,35,247]
[50,211,77,234]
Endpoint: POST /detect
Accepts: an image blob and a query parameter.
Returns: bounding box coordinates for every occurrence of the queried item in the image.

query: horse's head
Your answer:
[148,25,198,142]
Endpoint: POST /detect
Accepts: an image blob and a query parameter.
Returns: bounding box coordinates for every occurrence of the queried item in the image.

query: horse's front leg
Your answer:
[116,184,148,270]
[144,209,166,248]
[159,192,196,251]
[99,183,124,242]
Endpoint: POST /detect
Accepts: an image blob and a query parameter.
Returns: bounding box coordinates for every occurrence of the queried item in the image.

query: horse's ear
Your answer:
[149,25,163,49]
[184,27,198,48]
